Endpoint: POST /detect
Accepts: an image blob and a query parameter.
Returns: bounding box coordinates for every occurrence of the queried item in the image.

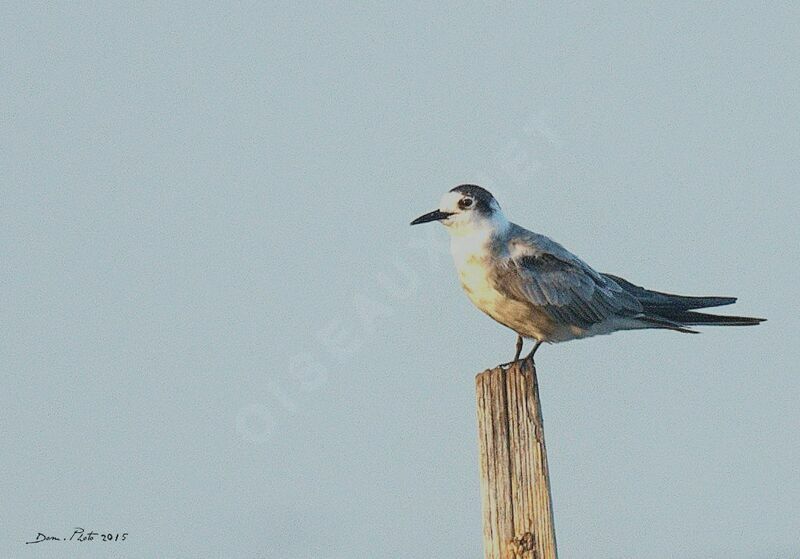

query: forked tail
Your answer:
[603,273,766,331]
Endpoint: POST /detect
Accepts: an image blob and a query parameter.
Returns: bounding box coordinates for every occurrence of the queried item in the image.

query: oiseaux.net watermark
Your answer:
[236,110,562,444]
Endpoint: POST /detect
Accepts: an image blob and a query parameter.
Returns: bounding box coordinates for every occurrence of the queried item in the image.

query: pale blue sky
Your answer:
[2,3,799,558]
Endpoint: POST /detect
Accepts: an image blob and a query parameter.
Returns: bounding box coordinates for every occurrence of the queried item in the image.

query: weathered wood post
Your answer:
[475,358,558,559]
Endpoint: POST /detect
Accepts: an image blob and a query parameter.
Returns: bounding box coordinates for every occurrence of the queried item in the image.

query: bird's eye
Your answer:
[459,198,474,209]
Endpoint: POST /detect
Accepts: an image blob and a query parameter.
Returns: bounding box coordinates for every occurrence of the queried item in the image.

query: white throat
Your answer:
[448,211,510,263]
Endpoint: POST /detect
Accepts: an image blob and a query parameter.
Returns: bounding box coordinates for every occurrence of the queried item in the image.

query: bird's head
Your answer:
[410,184,507,236]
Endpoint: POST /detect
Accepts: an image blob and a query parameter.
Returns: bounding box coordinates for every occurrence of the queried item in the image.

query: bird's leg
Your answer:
[501,335,525,368]
[525,340,543,364]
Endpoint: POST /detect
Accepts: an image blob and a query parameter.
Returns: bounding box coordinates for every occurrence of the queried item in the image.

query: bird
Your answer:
[410,184,765,365]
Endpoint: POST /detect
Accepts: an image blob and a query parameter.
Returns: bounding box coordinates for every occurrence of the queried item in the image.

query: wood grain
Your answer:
[476,359,558,559]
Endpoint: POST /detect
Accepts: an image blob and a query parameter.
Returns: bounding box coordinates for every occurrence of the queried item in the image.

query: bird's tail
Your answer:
[603,273,766,331]
[604,273,738,311]
[651,310,765,327]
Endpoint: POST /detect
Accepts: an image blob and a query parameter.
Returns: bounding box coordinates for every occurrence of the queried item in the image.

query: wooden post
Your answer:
[476,358,558,559]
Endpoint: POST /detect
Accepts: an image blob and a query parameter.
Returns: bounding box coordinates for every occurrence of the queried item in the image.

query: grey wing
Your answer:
[494,252,643,329]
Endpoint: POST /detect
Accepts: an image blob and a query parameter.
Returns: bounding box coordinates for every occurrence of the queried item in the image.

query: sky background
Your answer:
[2,3,799,558]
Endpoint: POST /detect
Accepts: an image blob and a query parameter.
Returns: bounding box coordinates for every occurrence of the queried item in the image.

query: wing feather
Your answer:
[493,226,642,329]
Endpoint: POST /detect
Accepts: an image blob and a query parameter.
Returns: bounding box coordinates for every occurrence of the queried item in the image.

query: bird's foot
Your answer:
[522,340,543,367]
[499,335,525,368]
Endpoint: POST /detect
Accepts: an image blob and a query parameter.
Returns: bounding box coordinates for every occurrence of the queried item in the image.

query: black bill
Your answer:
[410,209,453,225]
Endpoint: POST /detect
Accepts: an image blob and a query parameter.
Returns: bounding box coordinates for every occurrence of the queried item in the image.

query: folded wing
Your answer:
[493,251,643,329]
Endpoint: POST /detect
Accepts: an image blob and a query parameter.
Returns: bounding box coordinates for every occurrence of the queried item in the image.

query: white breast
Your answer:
[456,254,500,308]
[449,228,566,342]
[451,227,494,286]
[450,232,535,334]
